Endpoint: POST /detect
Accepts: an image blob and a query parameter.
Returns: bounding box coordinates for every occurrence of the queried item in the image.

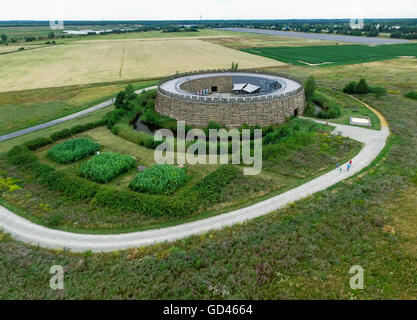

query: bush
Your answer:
[343,79,371,95]
[354,78,371,94]
[304,76,316,101]
[405,91,417,101]
[343,81,356,94]
[7,146,37,166]
[79,152,136,183]
[50,129,72,141]
[312,91,341,119]
[39,169,99,200]
[93,188,197,217]
[193,165,239,202]
[129,164,189,195]
[370,87,387,98]
[47,138,100,164]
[24,137,53,151]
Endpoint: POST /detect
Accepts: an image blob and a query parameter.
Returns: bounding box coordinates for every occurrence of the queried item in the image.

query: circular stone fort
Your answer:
[155,70,305,127]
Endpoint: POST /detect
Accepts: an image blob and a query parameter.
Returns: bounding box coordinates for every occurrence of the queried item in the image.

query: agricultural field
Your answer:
[243,43,417,66]
[0,38,283,92]
[204,30,341,49]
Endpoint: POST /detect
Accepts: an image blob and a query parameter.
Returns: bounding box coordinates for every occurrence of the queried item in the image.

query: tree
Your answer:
[1,33,7,43]
[231,62,239,70]
[304,76,316,101]
[114,91,126,109]
[125,83,137,101]
[354,78,370,94]
[343,81,357,94]
[48,32,55,39]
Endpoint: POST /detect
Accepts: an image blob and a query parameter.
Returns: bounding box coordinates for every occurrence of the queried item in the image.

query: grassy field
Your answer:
[0,80,157,135]
[0,38,283,92]
[243,43,417,66]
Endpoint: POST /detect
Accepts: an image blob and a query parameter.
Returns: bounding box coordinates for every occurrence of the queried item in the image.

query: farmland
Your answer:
[0,38,283,92]
[243,43,417,66]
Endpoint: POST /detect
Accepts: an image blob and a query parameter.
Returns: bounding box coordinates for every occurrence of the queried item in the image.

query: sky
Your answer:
[1,0,416,21]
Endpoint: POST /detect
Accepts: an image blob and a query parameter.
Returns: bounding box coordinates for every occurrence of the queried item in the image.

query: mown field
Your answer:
[0,38,283,92]
[243,43,417,66]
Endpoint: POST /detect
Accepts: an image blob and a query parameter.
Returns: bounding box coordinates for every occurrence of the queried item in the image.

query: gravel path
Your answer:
[0,120,389,252]
[0,86,158,142]
[218,27,410,45]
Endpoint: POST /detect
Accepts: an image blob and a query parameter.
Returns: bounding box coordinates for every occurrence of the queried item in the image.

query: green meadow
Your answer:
[242,43,417,66]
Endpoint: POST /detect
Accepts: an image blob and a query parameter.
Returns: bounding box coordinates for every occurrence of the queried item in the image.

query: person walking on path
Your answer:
[336,163,339,170]
[347,163,351,171]
[349,160,352,165]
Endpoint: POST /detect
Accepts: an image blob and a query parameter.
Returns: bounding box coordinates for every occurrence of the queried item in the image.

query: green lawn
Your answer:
[243,43,417,66]
[312,88,381,130]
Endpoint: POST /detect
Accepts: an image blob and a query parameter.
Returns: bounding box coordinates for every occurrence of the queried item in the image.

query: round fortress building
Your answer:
[155,70,305,127]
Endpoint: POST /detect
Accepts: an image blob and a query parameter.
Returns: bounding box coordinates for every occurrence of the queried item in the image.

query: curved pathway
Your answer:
[0,86,157,142]
[0,118,389,252]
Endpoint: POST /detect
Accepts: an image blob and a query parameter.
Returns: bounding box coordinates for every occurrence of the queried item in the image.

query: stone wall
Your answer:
[179,76,233,93]
[155,89,305,127]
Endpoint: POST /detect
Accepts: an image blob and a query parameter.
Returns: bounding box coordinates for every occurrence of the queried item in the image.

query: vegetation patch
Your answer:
[405,90,417,101]
[193,165,239,203]
[47,138,100,164]
[79,152,136,183]
[129,164,189,195]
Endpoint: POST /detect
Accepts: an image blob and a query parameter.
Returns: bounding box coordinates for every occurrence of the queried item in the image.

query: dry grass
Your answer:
[0,39,283,92]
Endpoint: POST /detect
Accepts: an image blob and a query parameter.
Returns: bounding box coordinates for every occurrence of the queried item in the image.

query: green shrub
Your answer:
[24,137,53,151]
[304,76,316,101]
[39,169,99,199]
[343,79,371,94]
[263,118,320,145]
[7,146,37,166]
[354,78,371,94]
[193,165,239,202]
[93,188,197,217]
[370,87,387,98]
[312,91,341,119]
[343,81,356,94]
[405,91,417,101]
[47,138,100,164]
[50,129,72,141]
[129,164,189,195]
[79,152,136,183]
